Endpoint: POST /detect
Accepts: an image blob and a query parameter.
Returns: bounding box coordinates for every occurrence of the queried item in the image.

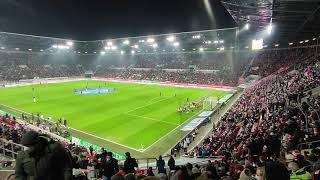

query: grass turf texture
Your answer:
[0,80,228,150]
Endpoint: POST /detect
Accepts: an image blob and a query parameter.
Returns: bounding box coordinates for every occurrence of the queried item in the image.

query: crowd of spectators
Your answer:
[185,51,320,178]
[250,47,317,77]
[0,114,25,144]
[0,51,81,81]
[0,50,253,86]
[95,68,238,86]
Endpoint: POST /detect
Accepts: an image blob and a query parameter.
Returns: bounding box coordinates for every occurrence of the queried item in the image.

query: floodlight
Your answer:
[121,50,125,55]
[100,51,106,55]
[85,52,88,54]
[40,49,44,52]
[28,49,32,51]
[289,42,293,45]
[123,40,130,45]
[107,41,113,46]
[162,49,166,52]
[245,23,250,30]
[173,42,179,47]
[78,51,81,54]
[131,50,135,54]
[252,38,264,50]
[274,44,279,47]
[66,41,73,46]
[0,47,5,50]
[166,36,175,42]
[93,52,96,54]
[313,38,317,41]
[152,43,158,48]
[147,38,155,43]
[192,35,201,39]
[182,49,185,51]
[304,40,309,42]
[199,47,204,52]
[15,48,19,50]
[299,41,304,44]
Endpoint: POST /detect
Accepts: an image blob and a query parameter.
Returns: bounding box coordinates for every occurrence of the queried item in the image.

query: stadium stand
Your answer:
[0,50,254,86]
[0,43,319,179]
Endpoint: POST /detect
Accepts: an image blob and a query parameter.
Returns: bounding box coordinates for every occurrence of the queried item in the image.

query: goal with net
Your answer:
[203,96,219,110]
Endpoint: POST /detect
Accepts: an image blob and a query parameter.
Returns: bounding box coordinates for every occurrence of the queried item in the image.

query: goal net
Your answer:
[203,96,218,110]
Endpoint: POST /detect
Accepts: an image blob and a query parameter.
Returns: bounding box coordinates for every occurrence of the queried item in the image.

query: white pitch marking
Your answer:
[125,96,173,114]
[125,113,179,126]
[0,104,144,152]
[68,127,145,152]
[143,110,201,151]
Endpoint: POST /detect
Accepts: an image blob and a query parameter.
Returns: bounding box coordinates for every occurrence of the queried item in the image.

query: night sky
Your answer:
[0,0,236,40]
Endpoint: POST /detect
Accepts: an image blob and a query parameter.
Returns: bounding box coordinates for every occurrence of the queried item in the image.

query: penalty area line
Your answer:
[125,96,173,114]
[143,110,202,152]
[125,113,179,126]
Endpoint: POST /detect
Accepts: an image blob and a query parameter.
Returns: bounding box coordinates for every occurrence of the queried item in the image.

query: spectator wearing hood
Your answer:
[15,131,72,180]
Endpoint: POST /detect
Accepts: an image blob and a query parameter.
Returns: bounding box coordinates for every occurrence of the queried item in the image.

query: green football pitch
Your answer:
[0,80,228,151]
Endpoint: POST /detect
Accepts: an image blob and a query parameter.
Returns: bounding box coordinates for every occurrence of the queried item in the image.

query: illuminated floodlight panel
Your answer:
[66,41,73,46]
[252,38,263,50]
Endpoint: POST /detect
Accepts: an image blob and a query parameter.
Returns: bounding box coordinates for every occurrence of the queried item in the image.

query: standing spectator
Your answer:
[101,152,119,180]
[147,167,154,176]
[123,152,138,174]
[99,147,107,161]
[89,146,93,155]
[168,155,175,171]
[156,155,166,174]
[288,162,312,180]
[15,131,73,180]
[183,140,188,152]
[264,161,290,180]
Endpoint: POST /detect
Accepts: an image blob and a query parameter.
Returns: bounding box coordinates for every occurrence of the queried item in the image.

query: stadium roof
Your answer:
[222,0,320,41]
[0,28,239,54]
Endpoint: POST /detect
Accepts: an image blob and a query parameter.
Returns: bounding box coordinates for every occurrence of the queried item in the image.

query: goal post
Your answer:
[203,96,218,110]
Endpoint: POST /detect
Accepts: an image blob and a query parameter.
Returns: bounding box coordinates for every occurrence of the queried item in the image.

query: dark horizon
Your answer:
[0,0,236,40]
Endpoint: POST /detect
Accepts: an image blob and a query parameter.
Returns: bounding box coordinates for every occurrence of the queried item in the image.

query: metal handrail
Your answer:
[298,139,320,150]
[0,138,26,159]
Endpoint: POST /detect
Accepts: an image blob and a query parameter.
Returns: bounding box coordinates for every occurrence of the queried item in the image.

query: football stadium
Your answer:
[0,0,320,180]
